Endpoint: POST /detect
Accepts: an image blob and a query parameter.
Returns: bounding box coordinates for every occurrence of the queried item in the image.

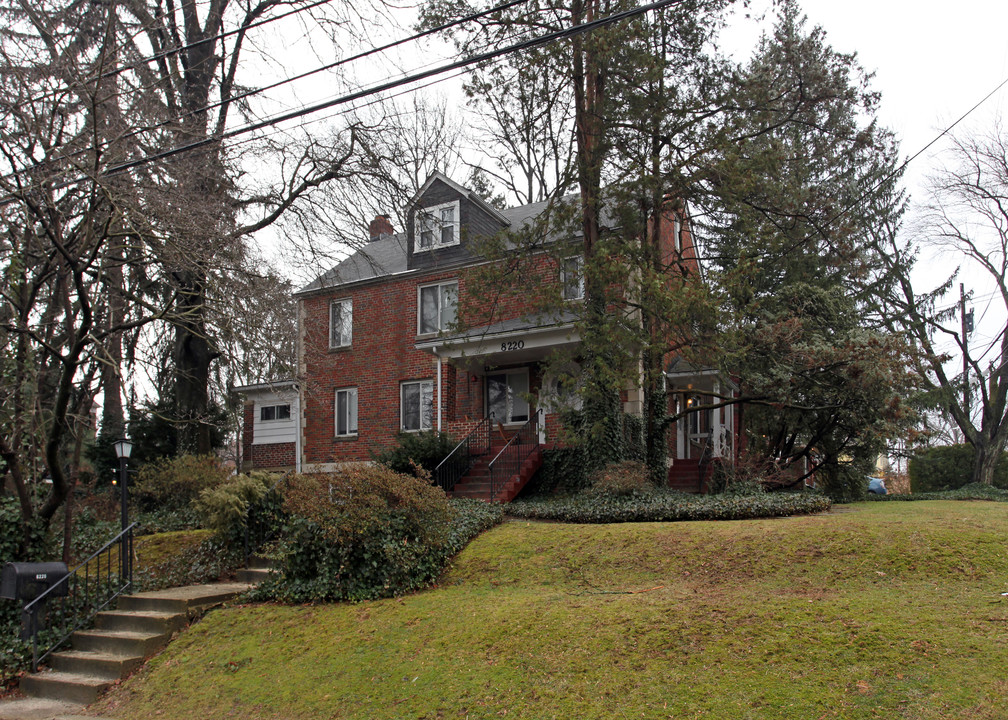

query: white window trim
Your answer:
[400,380,434,432]
[673,215,683,253]
[334,387,358,437]
[414,200,461,252]
[561,255,585,301]
[259,403,292,422]
[416,280,458,336]
[329,297,352,349]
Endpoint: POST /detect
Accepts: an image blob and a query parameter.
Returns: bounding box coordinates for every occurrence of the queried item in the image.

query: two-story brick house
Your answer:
[238,172,738,497]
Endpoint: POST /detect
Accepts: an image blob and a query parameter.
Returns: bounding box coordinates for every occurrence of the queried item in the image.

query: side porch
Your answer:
[665,359,740,492]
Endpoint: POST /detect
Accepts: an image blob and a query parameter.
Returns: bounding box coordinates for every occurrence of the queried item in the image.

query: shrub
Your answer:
[134,535,244,592]
[0,495,53,562]
[194,472,282,543]
[132,454,231,512]
[508,488,831,523]
[374,431,457,477]
[908,444,1008,492]
[866,482,1008,502]
[587,461,650,497]
[525,447,589,495]
[252,465,487,603]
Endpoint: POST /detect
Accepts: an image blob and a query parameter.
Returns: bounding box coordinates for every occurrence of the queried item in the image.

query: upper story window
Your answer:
[673,214,683,253]
[561,256,584,301]
[415,200,460,251]
[418,281,457,335]
[329,298,352,349]
[260,403,291,422]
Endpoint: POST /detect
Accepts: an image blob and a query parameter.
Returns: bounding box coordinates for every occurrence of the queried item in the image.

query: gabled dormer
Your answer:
[406,172,509,270]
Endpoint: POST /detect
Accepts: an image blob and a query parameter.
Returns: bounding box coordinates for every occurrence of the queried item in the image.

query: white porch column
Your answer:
[676,393,685,460]
[436,353,443,432]
[712,381,723,457]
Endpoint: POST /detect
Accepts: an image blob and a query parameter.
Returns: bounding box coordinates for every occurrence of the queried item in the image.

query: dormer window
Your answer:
[415,200,460,251]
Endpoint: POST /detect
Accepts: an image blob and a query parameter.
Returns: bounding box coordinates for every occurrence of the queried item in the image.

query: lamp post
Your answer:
[113,438,133,583]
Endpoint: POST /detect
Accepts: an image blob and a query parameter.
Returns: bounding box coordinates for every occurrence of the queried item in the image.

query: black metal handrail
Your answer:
[488,409,541,500]
[22,522,136,671]
[433,413,494,493]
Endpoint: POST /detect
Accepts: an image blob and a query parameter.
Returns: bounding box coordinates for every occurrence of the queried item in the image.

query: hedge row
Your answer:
[507,489,832,523]
[866,483,1008,502]
[908,444,1008,492]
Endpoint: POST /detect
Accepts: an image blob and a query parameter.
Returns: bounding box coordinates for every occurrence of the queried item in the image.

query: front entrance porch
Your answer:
[666,359,738,492]
[432,410,543,503]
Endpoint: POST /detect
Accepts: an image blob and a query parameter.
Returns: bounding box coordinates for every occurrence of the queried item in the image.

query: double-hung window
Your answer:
[329,298,352,348]
[561,256,584,301]
[418,281,457,335]
[334,388,358,436]
[415,201,460,250]
[401,380,433,432]
[260,404,291,421]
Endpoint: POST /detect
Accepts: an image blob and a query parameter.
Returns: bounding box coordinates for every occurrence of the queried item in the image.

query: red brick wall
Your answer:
[250,442,296,470]
[299,206,701,468]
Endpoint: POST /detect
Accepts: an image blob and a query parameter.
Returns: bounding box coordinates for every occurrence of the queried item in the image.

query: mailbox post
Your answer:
[113,437,133,582]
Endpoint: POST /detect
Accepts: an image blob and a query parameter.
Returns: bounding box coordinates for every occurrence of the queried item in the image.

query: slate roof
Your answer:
[295,187,582,297]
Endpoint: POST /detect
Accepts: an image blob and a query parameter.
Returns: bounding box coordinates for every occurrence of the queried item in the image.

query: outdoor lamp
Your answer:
[114,437,133,582]
[113,438,133,460]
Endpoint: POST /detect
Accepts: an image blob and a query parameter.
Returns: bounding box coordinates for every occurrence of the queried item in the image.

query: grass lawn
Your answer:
[91,501,1008,720]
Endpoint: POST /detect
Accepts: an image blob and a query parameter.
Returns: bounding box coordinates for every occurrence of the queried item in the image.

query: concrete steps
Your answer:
[19,582,249,706]
[236,556,276,585]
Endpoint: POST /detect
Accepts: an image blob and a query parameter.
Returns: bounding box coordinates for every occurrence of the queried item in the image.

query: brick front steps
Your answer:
[18,582,250,707]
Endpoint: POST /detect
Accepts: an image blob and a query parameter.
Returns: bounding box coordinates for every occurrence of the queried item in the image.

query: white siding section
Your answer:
[252,389,299,445]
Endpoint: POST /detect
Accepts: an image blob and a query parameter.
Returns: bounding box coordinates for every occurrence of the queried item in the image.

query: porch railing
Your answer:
[488,409,541,500]
[22,522,136,672]
[434,413,494,493]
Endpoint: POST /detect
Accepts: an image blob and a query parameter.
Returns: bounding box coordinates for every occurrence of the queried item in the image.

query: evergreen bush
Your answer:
[194,471,282,543]
[508,488,831,523]
[908,444,1008,492]
[374,431,457,477]
[132,454,231,512]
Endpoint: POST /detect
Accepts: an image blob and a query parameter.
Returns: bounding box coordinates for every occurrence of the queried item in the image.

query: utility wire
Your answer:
[28,0,336,105]
[2,0,682,194]
[2,0,536,189]
[102,0,534,155]
[105,0,686,175]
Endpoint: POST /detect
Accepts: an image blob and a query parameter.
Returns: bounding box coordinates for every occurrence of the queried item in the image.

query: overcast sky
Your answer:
[731,0,1008,198]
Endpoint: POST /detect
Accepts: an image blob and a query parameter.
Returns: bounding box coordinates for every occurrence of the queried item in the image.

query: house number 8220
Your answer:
[501,340,525,352]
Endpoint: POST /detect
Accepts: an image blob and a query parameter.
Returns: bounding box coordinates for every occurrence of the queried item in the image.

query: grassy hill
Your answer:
[92,501,1008,719]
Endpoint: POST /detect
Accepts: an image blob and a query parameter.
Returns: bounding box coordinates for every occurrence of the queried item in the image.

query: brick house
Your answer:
[237,172,739,498]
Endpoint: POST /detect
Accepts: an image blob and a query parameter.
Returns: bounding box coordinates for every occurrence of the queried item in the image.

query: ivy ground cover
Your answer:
[93,501,1008,719]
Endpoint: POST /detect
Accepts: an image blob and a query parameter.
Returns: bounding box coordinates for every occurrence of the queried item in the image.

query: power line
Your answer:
[6,0,683,191]
[106,0,686,175]
[27,0,336,105]
[2,0,537,190]
[101,0,535,157]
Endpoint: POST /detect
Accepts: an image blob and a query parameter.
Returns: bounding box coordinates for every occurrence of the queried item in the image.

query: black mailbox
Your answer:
[0,562,70,602]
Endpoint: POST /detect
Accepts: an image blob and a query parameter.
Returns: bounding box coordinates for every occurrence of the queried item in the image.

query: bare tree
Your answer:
[873,123,1008,486]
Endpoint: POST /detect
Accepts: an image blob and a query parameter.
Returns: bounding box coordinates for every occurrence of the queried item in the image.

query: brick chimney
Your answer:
[369,214,394,242]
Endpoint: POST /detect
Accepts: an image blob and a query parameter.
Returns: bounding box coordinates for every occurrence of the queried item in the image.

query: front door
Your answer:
[486,369,530,424]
